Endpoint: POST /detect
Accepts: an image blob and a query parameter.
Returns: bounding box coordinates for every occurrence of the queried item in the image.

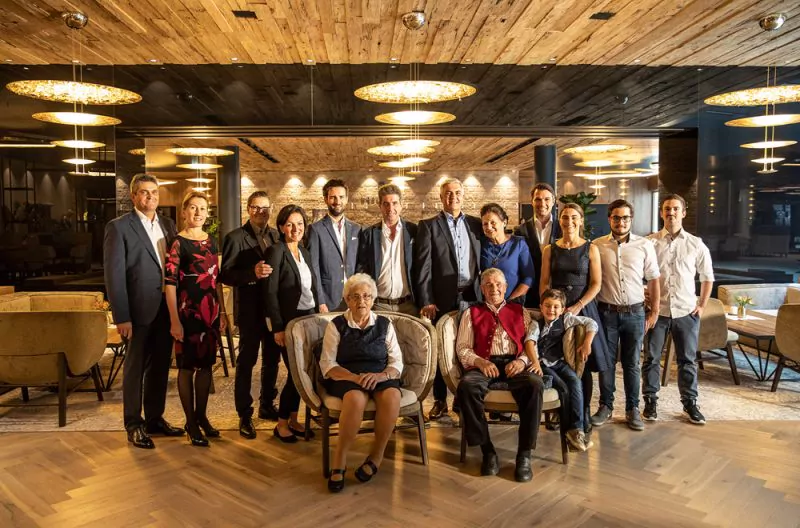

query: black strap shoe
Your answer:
[185,424,209,447]
[480,452,500,476]
[258,404,280,421]
[145,418,185,437]
[197,417,221,438]
[273,426,298,444]
[239,417,257,439]
[328,469,346,493]
[127,426,155,449]
[514,455,533,482]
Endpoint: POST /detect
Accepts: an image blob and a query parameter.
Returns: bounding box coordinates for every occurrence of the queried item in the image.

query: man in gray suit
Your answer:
[104,174,184,449]
[307,179,361,312]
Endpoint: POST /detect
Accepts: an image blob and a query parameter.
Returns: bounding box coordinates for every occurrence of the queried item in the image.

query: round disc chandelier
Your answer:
[751,156,785,164]
[705,85,800,106]
[740,140,797,149]
[187,177,214,183]
[725,114,800,127]
[367,145,435,156]
[177,163,223,170]
[375,111,455,125]
[575,160,615,168]
[63,157,95,165]
[158,179,178,186]
[128,148,146,156]
[379,158,429,168]
[51,139,105,149]
[166,147,234,157]
[392,139,440,148]
[563,144,630,154]
[355,80,476,104]
[6,80,141,105]
[33,111,121,126]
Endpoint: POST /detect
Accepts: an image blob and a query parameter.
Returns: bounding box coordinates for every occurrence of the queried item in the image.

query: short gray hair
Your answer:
[130,173,159,194]
[343,273,378,300]
[481,268,507,286]
[439,178,463,194]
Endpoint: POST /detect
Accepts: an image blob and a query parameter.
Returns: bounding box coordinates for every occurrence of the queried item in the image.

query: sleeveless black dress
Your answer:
[549,242,610,372]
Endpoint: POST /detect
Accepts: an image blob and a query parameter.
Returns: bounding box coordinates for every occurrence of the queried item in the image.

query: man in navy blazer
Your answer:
[514,183,561,308]
[356,183,417,315]
[307,179,361,312]
[103,174,184,449]
[415,178,483,420]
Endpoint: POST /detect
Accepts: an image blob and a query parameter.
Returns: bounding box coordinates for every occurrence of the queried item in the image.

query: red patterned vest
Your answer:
[469,302,526,360]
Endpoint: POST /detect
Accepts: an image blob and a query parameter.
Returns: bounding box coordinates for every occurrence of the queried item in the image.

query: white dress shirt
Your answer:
[295,250,316,310]
[455,302,537,368]
[319,310,403,378]
[534,216,553,248]
[376,220,410,299]
[329,214,348,286]
[648,228,714,319]
[135,208,166,287]
[595,233,660,306]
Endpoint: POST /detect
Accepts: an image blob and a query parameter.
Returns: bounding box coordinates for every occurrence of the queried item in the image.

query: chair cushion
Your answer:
[485,387,560,406]
[727,330,739,342]
[320,386,418,412]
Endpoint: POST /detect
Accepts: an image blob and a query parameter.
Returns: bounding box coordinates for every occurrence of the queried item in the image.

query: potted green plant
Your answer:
[558,191,598,239]
[735,295,754,319]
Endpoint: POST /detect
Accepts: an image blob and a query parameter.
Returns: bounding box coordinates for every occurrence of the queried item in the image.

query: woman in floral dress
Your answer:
[165,191,226,447]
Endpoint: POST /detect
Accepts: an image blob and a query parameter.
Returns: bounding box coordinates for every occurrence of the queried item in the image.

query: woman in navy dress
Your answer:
[165,191,225,447]
[539,203,610,437]
[479,203,535,304]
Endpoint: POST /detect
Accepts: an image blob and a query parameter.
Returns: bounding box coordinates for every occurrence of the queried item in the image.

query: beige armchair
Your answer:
[772,304,800,392]
[0,292,107,426]
[436,310,571,465]
[284,311,437,477]
[661,298,740,385]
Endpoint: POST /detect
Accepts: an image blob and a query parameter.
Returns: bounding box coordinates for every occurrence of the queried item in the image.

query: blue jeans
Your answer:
[598,309,646,411]
[544,361,583,431]
[642,314,700,405]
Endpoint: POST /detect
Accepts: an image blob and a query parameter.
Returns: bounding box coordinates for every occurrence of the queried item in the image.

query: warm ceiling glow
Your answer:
[166,147,235,157]
[128,148,146,156]
[6,80,142,105]
[192,187,211,192]
[0,143,56,148]
[355,80,477,104]
[51,139,105,149]
[575,160,615,168]
[375,111,456,125]
[751,157,785,164]
[407,170,424,175]
[399,157,430,164]
[33,112,121,126]
[367,145,435,156]
[63,158,95,165]
[705,85,800,106]
[740,140,797,149]
[563,144,630,154]
[177,163,223,170]
[589,184,607,189]
[575,174,610,180]
[158,179,178,185]
[725,114,800,127]
[379,158,429,168]
[187,177,214,183]
[392,139,440,148]
[389,175,416,182]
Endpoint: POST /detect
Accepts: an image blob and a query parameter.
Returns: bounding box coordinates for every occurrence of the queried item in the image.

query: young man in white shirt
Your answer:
[592,200,660,431]
[643,194,714,425]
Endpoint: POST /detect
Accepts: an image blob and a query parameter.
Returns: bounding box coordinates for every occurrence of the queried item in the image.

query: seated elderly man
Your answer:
[456,268,544,482]
[319,273,403,493]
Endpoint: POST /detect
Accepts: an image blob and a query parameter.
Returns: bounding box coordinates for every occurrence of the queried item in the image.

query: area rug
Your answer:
[0,342,798,432]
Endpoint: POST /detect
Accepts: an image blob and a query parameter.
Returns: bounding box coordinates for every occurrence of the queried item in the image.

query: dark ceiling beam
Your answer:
[118,125,691,139]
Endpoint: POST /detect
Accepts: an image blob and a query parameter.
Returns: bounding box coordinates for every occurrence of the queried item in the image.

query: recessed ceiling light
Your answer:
[148,59,159,63]
[22,66,28,70]
[465,59,472,63]
[390,57,398,61]
[4,59,12,63]
[231,57,238,61]
[306,58,315,64]
[71,59,81,64]
[633,59,641,63]
[697,68,703,71]
[549,57,557,62]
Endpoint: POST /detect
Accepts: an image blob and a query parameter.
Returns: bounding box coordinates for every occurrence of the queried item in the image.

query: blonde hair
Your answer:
[181,191,209,210]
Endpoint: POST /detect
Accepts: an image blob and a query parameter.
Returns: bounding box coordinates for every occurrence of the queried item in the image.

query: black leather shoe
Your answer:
[289,425,315,440]
[127,426,155,449]
[146,418,185,437]
[480,452,500,476]
[428,400,449,421]
[514,455,533,482]
[239,417,257,439]
[185,424,209,447]
[258,404,280,420]
[273,426,298,444]
[197,417,221,438]
[328,469,346,493]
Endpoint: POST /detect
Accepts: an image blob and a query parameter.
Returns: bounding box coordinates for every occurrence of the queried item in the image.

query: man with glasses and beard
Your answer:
[308,179,361,312]
[219,191,281,439]
[591,199,661,431]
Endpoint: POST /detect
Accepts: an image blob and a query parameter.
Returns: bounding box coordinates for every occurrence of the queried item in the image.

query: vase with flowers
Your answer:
[735,295,754,319]
[94,299,113,325]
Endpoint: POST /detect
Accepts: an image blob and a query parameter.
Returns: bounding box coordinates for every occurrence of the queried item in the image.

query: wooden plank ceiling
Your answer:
[0,0,798,67]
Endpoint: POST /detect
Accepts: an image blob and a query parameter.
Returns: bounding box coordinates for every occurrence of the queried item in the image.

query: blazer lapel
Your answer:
[322,216,344,260]
[345,220,358,266]
[372,225,383,276]
[285,246,301,283]
[242,222,264,258]
[402,222,413,283]
[436,213,457,264]
[128,212,161,268]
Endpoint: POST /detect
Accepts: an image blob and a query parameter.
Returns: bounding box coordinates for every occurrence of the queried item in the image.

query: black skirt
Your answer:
[324,378,401,399]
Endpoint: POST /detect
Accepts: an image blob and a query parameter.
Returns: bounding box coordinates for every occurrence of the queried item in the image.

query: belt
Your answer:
[598,301,644,313]
[376,295,412,306]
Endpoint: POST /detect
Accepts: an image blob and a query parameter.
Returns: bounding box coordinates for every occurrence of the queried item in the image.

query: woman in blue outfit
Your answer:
[539,203,610,437]
[479,203,535,304]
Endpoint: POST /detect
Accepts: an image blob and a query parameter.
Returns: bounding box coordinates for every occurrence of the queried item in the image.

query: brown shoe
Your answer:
[427,400,449,421]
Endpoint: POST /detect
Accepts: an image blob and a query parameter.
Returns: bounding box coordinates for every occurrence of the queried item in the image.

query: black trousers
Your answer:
[234,317,282,418]
[123,297,173,430]
[457,357,545,451]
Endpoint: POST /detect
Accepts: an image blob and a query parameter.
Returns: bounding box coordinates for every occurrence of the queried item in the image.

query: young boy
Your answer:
[527,289,597,451]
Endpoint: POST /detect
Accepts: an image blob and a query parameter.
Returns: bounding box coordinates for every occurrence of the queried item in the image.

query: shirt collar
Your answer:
[444,211,463,223]
[382,219,402,233]
[485,300,506,314]
[344,309,377,328]
[534,216,552,230]
[662,228,685,240]
[328,214,345,228]
[135,208,159,225]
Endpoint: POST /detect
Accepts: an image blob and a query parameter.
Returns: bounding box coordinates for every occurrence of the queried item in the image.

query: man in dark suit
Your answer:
[415,178,482,420]
[219,191,282,439]
[356,183,417,315]
[514,183,561,308]
[104,174,184,449]
[307,179,360,312]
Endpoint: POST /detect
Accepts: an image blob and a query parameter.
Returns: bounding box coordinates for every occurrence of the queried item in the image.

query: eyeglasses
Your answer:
[249,206,270,213]
[611,215,632,223]
[347,293,373,301]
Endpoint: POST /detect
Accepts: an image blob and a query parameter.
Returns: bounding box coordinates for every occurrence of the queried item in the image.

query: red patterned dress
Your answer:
[165,235,221,369]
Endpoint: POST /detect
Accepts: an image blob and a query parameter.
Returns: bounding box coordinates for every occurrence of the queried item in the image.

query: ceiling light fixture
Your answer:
[51,139,105,149]
[186,177,214,183]
[158,179,178,185]
[367,145,435,156]
[705,85,800,106]
[0,143,56,148]
[575,160,615,168]
[166,147,235,157]
[375,110,455,125]
[63,157,95,165]
[379,158,429,168]
[740,140,797,149]
[6,80,141,105]
[725,114,800,127]
[391,139,440,148]
[563,144,630,154]
[751,157,785,164]
[32,111,121,126]
[177,163,223,170]
[192,187,211,192]
[355,80,476,104]
[128,148,146,156]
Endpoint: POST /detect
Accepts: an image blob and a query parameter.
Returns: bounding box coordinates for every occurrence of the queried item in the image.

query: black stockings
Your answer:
[178,368,212,433]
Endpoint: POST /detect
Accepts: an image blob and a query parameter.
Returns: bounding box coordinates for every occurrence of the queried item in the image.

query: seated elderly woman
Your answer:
[456,268,544,483]
[319,273,403,493]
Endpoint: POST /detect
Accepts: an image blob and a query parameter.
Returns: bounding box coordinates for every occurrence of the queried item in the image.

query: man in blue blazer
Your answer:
[307,179,361,312]
[356,183,417,315]
[104,174,184,449]
[514,183,561,308]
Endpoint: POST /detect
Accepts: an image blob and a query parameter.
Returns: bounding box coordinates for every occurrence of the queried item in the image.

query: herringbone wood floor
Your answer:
[1,420,799,527]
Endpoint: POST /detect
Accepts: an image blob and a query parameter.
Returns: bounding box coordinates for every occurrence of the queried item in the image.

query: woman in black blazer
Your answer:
[264,204,319,443]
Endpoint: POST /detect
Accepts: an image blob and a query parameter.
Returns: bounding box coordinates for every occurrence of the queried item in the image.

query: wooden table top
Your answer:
[725,309,777,339]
